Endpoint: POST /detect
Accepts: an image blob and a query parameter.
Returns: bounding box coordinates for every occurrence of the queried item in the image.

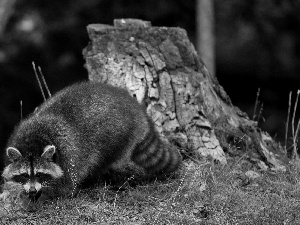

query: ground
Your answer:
[1,157,300,225]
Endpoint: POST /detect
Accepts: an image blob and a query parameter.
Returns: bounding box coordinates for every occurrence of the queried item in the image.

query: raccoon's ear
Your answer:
[41,145,56,160]
[6,147,22,161]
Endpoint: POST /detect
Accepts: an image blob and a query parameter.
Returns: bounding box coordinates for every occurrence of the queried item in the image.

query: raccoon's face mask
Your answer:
[2,145,63,198]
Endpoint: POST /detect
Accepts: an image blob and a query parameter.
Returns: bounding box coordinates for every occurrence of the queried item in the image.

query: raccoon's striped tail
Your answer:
[132,132,182,174]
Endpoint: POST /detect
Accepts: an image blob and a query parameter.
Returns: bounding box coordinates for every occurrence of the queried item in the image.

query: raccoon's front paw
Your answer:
[62,186,79,198]
[47,184,79,198]
[19,191,37,211]
[19,191,50,211]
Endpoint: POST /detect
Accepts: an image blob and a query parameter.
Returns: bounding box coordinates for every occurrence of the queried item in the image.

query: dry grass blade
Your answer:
[285,91,292,153]
[20,100,22,120]
[38,66,51,98]
[113,175,134,208]
[252,87,260,120]
[291,90,300,159]
[32,61,46,102]
[257,102,264,124]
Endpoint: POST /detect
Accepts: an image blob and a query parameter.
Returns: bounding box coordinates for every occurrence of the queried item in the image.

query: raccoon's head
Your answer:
[2,145,64,198]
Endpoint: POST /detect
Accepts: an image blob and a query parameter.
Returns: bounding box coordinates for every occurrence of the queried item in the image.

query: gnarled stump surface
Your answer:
[83,19,286,171]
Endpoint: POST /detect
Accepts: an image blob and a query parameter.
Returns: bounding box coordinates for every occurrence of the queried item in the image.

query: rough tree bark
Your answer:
[83,19,286,171]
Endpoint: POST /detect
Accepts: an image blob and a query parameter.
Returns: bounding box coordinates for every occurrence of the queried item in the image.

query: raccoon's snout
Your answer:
[24,182,42,196]
[28,189,42,202]
[25,184,42,202]
[28,186,38,196]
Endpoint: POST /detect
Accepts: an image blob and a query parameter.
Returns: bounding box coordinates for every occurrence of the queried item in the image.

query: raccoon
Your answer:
[2,82,182,199]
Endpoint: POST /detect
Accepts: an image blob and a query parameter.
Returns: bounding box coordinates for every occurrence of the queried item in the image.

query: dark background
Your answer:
[0,0,299,171]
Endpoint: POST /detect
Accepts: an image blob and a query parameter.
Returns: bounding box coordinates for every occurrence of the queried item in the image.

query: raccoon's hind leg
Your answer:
[132,131,182,174]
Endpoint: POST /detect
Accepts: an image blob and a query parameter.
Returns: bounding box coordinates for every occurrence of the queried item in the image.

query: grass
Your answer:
[1,157,300,224]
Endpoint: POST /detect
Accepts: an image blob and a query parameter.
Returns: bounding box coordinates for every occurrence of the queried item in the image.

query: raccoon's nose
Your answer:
[28,187,37,195]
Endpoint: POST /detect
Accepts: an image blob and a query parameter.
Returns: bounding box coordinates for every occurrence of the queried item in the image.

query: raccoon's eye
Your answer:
[20,173,29,178]
[35,172,42,177]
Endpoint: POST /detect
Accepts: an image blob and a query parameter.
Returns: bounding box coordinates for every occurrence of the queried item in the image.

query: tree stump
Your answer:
[83,19,286,171]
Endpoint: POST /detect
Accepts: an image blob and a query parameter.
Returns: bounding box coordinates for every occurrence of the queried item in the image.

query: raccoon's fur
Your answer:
[2,82,182,198]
